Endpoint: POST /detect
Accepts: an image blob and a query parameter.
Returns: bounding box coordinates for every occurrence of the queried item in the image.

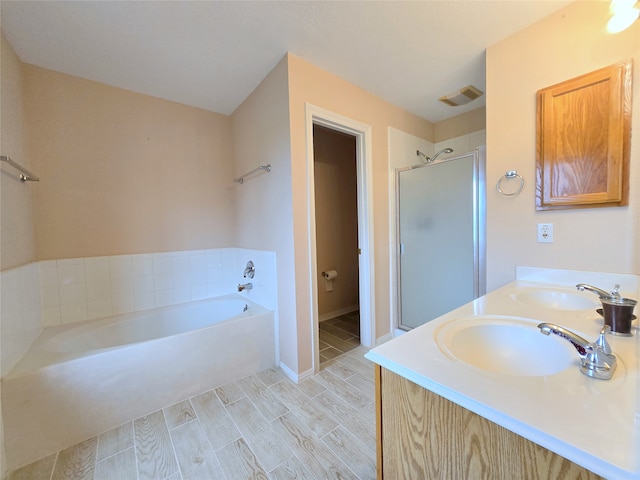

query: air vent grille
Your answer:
[438,85,483,106]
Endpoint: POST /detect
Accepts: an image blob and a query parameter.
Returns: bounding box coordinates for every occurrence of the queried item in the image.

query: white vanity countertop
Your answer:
[366,267,640,480]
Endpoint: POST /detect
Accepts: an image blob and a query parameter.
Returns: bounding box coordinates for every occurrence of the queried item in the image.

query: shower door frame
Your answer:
[305,103,375,374]
[395,148,486,331]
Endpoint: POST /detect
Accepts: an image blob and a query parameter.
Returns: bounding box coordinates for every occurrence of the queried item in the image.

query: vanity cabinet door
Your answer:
[375,366,602,479]
[536,59,632,210]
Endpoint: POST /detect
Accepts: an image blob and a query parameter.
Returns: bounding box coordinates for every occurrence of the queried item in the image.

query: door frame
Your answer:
[305,103,375,373]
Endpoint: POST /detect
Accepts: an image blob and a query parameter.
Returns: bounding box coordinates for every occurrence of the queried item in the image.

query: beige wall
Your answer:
[486,1,640,290]
[434,106,485,143]
[313,125,359,319]
[231,57,297,371]
[288,53,433,373]
[23,65,235,260]
[1,33,36,271]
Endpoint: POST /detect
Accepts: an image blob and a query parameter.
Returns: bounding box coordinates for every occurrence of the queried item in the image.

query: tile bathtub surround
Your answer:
[8,347,376,480]
[0,262,43,377]
[1,248,276,375]
[38,248,276,327]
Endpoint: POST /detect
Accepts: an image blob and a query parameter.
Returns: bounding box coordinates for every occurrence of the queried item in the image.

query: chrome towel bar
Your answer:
[233,164,271,184]
[1,155,40,182]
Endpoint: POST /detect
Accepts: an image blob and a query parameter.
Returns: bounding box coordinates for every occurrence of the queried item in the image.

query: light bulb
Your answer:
[607,6,639,33]
[610,0,637,13]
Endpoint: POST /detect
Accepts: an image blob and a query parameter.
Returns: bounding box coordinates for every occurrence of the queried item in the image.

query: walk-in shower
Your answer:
[396,148,486,330]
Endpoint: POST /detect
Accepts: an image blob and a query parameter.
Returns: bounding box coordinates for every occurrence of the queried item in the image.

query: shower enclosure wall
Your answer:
[396,148,486,330]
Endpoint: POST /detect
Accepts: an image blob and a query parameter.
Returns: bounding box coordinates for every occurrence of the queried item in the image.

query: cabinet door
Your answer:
[536,59,632,210]
[376,366,603,479]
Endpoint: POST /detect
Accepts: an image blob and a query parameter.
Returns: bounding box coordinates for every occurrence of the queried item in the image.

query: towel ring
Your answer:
[496,170,525,196]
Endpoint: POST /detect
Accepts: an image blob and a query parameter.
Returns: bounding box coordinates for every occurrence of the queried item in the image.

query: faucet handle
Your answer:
[611,284,621,297]
[581,325,617,380]
[596,325,612,355]
[243,260,255,279]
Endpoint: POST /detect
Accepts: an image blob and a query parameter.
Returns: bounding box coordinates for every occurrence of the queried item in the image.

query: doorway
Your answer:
[305,104,375,374]
[313,125,360,363]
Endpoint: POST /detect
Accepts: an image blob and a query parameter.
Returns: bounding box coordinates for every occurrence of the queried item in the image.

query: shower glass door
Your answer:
[396,149,485,330]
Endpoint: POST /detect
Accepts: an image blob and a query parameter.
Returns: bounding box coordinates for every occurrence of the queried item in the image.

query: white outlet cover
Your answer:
[537,223,553,243]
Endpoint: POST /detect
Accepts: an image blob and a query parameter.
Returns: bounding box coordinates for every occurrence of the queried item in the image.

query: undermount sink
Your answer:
[510,287,599,311]
[435,316,577,376]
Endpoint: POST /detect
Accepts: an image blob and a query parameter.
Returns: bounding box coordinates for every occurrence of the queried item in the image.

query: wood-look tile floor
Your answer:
[319,311,360,364]
[8,346,375,480]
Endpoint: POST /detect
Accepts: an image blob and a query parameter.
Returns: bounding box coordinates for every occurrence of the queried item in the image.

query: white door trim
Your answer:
[305,103,375,373]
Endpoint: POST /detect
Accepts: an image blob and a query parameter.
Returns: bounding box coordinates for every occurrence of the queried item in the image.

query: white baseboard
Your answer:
[296,367,314,382]
[318,304,359,323]
[279,361,314,384]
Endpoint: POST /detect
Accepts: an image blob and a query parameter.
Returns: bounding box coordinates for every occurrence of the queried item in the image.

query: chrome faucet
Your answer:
[237,282,253,292]
[576,283,621,299]
[538,323,617,380]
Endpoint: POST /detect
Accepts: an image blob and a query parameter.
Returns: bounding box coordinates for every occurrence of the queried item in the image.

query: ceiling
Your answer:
[1,1,571,123]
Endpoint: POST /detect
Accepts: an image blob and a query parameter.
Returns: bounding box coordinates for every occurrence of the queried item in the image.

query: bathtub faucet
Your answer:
[238,282,253,292]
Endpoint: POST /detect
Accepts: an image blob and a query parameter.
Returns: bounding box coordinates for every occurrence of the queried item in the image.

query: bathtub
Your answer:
[2,295,275,471]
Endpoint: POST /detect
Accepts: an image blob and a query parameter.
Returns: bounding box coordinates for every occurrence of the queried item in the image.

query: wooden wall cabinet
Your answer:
[375,365,602,479]
[536,60,632,210]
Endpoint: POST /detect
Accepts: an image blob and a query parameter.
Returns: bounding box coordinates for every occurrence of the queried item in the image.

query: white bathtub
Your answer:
[2,295,275,471]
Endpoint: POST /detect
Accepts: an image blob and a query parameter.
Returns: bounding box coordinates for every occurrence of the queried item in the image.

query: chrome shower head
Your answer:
[430,147,454,162]
[416,147,454,164]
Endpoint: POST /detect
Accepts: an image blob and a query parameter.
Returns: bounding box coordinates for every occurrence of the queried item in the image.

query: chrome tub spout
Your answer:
[238,282,253,292]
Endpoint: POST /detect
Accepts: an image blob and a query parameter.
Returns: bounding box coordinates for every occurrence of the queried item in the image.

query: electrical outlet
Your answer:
[537,223,553,243]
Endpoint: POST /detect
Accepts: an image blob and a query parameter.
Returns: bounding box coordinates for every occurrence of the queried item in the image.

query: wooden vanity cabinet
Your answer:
[375,365,602,479]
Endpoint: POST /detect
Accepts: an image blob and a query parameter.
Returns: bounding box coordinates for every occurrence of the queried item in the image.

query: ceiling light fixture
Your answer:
[438,85,484,107]
[607,0,639,33]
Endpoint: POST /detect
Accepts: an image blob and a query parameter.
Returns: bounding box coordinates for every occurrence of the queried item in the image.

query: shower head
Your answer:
[417,147,454,164]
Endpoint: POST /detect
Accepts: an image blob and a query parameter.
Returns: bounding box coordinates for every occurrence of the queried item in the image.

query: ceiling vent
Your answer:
[438,85,484,106]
